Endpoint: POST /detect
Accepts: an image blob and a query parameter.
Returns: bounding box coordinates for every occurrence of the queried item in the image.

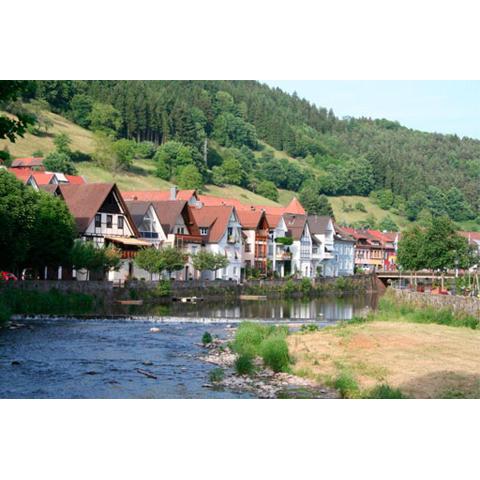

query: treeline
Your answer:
[8,80,480,222]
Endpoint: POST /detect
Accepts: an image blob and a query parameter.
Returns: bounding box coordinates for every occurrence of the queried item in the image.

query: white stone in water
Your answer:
[149,327,161,333]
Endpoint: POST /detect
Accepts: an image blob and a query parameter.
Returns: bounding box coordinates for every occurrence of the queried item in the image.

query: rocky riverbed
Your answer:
[198,330,339,399]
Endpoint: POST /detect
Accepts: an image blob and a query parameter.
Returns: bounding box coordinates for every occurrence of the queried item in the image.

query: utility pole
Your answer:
[203,138,208,165]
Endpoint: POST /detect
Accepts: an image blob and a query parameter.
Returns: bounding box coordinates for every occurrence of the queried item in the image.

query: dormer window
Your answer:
[200,227,209,235]
[177,227,185,234]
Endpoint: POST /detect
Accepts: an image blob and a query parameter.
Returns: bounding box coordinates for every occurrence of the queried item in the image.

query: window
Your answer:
[118,216,124,229]
[227,227,233,236]
[106,215,112,228]
[95,214,101,228]
[177,226,185,234]
[200,227,208,235]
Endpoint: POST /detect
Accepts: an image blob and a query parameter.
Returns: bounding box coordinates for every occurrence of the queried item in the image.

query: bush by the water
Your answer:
[300,324,319,333]
[260,336,290,372]
[233,322,290,373]
[156,280,172,297]
[202,331,213,345]
[234,354,255,375]
[333,371,360,398]
[366,384,405,399]
[0,287,94,316]
[209,367,225,383]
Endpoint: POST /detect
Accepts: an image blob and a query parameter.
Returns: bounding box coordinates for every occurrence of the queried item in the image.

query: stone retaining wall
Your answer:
[3,274,381,301]
[391,288,480,318]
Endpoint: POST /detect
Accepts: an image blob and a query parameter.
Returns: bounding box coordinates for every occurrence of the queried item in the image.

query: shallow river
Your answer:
[0,295,377,399]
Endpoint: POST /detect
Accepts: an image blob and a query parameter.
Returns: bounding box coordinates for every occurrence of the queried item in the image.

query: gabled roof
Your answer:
[334,225,356,243]
[122,189,197,202]
[237,209,267,230]
[151,200,189,235]
[124,201,154,229]
[58,183,139,236]
[285,197,306,214]
[64,174,86,185]
[32,172,57,185]
[10,157,44,168]
[283,213,308,240]
[307,215,332,235]
[190,205,236,243]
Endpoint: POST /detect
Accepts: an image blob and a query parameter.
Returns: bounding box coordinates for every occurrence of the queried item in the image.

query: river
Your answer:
[0,294,378,398]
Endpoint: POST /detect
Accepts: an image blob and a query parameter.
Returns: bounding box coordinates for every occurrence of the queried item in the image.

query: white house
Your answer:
[58,183,150,281]
[191,205,243,282]
[308,215,336,277]
[283,213,314,278]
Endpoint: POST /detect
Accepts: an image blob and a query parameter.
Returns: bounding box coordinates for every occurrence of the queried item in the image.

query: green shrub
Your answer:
[209,368,225,383]
[156,280,172,297]
[300,323,319,333]
[300,278,312,295]
[282,279,297,296]
[233,322,268,356]
[367,384,405,399]
[202,331,213,345]
[334,372,359,398]
[260,336,290,372]
[235,354,255,375]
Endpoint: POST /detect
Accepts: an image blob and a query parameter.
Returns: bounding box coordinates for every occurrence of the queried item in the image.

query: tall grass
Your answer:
[376,294,479,329]
[0,287,94,316]
[233,322,290,373]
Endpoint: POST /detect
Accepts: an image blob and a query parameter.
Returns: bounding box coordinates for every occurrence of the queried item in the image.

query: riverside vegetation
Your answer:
[0,286,95,327]
[288,290,480,399]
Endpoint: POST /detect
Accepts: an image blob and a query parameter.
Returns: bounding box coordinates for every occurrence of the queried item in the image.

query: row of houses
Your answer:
[4,156,403,282]
[7,156,86,188]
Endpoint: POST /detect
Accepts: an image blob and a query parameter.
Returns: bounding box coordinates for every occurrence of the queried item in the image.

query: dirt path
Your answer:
[288,321,480,398]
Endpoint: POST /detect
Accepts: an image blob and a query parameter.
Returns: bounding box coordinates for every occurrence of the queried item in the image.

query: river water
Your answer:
[0,295,378,399]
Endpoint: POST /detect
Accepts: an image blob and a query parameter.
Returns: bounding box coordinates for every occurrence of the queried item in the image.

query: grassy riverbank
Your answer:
[288,291,480,398]
[0,287,95,323]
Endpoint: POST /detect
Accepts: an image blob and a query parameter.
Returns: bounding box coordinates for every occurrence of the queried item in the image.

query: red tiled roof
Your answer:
[237,209,265,229]
[122,189,197,202]
[459,231,480,244]
[8,168,33,182]
[10,157,44,168]
[65,175,86,185]
[190,205,235,243]
[8,168,55,186]
[198,194,305,216]
[58,183,139,237]
[31,172,56,185]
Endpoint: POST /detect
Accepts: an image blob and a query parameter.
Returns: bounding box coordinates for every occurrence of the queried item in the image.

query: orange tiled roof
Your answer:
[190,205,235,243]
[122,189,196,202]
[65,175,86,185]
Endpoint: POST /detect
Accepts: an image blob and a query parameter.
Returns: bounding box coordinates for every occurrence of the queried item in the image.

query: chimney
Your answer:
[170,186,177,200]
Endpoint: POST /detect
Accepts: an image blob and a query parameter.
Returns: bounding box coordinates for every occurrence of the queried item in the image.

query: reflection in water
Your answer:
[121,293,379,321]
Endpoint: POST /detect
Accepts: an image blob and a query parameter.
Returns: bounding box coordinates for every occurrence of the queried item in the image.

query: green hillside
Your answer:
[2,80,480,231]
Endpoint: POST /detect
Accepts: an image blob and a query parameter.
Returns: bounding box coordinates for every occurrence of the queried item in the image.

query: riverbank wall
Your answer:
[3,274,382,303]
[391,288,480,318]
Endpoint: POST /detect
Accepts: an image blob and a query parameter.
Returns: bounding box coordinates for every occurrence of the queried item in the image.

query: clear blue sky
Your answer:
[263,81,480,140]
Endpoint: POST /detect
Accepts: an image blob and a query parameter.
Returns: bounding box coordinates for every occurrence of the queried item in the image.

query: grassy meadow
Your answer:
[288,292,480,399]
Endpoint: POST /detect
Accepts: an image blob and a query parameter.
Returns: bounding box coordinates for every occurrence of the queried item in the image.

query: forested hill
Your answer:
[6,80,480,226]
